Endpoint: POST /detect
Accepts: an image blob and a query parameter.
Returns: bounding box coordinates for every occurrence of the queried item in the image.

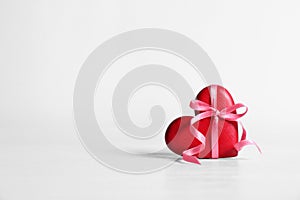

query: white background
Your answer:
[1,0,300,199]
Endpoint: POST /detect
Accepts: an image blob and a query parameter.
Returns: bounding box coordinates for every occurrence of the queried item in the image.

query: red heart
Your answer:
[165,85,239,158]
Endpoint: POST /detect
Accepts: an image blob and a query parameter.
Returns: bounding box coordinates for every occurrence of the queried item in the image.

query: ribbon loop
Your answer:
[190,100,216,112]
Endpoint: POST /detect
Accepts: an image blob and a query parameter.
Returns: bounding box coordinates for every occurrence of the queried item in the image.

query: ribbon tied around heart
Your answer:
[182,100,262,164]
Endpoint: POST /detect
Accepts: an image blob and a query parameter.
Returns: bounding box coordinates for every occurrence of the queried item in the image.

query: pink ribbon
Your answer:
[182,100,262,164]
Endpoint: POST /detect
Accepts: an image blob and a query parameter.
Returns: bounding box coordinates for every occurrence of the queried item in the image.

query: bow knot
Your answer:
[214,110,220,117]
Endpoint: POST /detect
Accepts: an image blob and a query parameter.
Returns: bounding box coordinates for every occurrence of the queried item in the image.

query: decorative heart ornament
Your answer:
[165,85,261,164]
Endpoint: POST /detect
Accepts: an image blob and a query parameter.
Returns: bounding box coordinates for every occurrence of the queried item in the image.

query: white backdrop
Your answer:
[1,0,299,199]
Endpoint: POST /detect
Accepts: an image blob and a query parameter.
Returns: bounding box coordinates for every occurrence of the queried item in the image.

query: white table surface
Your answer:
[0,126,299,200]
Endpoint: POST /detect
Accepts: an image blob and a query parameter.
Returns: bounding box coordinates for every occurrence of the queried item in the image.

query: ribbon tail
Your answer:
[182,145,203,164]
[182,154,201,164]
[182,116,207,164]
[235,122,262,154]
[234,139,262,154]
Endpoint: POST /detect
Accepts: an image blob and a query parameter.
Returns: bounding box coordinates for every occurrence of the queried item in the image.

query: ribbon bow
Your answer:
[182,100,261,164]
